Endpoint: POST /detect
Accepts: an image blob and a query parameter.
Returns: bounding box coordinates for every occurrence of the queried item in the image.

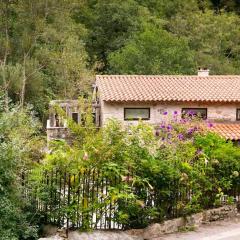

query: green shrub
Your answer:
[0,106,43,239]
[31,109,240,229]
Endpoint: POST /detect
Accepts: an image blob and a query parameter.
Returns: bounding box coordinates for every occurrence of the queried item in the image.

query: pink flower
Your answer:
[180,119,187,124]
[83,152,88,160]
[196,149,203,155]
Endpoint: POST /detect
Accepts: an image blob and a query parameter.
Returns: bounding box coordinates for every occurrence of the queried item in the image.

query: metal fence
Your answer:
[23,169,129,230]
[22,168,240,232]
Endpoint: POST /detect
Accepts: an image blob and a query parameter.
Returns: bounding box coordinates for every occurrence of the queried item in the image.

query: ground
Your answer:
[160,217,240,240]
[39,217,240,240]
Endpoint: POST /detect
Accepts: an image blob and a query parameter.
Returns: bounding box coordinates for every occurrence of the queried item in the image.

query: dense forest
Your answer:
[1,0,240,119]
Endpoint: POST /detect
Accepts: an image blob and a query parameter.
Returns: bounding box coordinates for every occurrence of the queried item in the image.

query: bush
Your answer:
[0,106,43,239]
[31,109,240,229]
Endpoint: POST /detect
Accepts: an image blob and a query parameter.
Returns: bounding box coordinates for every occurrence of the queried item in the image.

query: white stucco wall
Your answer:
[100,101,240,125]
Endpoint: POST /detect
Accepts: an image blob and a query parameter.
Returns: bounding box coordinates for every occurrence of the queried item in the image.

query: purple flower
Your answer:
[180,119,187,124]
[161,137,165,141]
[167,124,173,131]
[163,111,168,115]
[187,128,194,134]
[188,110,194,115]
[160,124,165,129]
[178,134,184,140]
[174,111,178,115]
[207,123,214,128]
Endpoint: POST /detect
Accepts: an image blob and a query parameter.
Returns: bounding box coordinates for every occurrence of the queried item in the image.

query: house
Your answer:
[94,69,240,140]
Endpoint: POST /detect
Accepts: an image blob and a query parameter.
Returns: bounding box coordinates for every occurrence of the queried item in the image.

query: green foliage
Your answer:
[170,11,240,74]
[1,0,240,235]
[209,0,240,13]
[136,0,200,18]
[2,0,240,118]
[74,0,142,72]
[0,104,43,239]
[108,26,195,74]
[0,0,93,119]
[194,132,240,198]
[31,111,240,229]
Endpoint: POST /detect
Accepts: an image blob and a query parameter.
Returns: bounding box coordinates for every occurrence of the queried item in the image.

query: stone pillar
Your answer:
[49,106,55,127]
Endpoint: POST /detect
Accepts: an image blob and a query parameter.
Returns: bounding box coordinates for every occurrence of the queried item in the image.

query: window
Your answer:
[182,108,207,119]
[237,109,240,121]
[72,112,79,123]
[124,108,150,120]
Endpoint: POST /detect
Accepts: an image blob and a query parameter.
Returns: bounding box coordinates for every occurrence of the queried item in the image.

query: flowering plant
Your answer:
[31,107,240,229]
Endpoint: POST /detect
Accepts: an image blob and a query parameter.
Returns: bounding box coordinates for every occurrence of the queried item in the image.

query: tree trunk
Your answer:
[20,54,27,109]
[1,59,9,112]
[44,0,49,18]
[1,3,10,112]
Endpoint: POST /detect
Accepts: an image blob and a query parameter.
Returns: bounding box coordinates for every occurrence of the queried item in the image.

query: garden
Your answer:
[1,104,240,239]
[27,108,240,233]
[2,1,240,239]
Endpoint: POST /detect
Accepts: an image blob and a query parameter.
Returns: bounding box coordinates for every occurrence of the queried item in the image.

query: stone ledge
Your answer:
[40,205,239,240]
[127,204,239,240]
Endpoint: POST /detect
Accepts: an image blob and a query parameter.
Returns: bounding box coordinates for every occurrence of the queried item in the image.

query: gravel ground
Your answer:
[39,217,240,240]
[160,217,240,240]
[69,231,141,240]
[39,231,142,240]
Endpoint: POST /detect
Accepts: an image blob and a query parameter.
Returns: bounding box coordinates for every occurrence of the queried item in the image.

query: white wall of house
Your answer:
[100,101,240,125]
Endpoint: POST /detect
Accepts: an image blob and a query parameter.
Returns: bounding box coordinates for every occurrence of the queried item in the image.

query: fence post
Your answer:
[66,173,71,237]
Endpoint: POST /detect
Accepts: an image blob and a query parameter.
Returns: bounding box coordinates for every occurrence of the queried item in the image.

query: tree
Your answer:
[36,34,92,100]
[2,0,240,119]
[135,0,201,18]
[74,0,143,72]
[169,10,240,74]
[0,0,16,112]
[108,26,195,75]
[0,0,93,119]
[210,0,240,13]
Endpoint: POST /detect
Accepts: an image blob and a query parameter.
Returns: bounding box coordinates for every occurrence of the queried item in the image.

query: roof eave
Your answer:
[102,99,240,104]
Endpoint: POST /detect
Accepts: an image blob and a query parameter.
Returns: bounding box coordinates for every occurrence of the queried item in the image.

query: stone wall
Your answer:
[39,205,239,240]
[126,204,239,239]
[47,127,71,143]
[101,101,240,125]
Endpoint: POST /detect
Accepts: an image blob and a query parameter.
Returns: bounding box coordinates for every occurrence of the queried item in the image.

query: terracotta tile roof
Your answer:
[96,75,240,103]
[212,123,240,140]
